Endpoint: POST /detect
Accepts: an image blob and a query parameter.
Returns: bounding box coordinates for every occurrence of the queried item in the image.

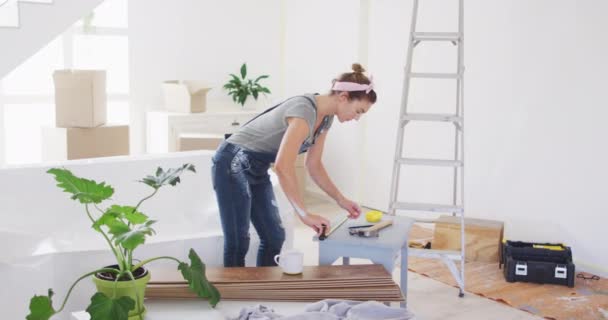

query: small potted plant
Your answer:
[223,62,271,113]
[26,164,220,320]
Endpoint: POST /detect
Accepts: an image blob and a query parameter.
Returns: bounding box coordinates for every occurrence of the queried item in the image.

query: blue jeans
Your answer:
[211,142,286,267]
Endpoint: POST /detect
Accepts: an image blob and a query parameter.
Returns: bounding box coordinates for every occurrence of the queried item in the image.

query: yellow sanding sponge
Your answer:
[365,210,383,223]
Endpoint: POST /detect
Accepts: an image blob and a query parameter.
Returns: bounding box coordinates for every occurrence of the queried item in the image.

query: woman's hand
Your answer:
[301,214,331,236]
[338,197,362,219]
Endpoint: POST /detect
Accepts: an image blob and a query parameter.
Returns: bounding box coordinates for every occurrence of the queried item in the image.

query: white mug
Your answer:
[274,249,304,275]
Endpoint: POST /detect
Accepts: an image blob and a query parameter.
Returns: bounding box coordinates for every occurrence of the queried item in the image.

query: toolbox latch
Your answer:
[555,265,568,279]
[515,262,528,276]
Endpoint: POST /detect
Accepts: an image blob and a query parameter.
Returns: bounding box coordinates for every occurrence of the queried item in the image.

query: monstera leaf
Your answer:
[113,220,156,250]
[48,168,114,204]
[85,292,135,320]
[139,164,196,189]
[26,289,56,320]
[178,249,221,307]
[93,206,148,232]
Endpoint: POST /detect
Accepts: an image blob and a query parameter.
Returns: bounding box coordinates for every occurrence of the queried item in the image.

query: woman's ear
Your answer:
[338,91,350,102]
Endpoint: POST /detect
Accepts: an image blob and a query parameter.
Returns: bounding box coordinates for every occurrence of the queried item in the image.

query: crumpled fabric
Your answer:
[233,304,284,320]
[231,299,415,320]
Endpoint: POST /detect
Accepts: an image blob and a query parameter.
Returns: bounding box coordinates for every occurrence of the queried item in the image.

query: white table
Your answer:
[72,299,309,320]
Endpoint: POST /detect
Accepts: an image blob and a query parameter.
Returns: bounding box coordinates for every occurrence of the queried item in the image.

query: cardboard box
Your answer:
[162,81,211,113]
[432,215,504,262]
[53,69,107,128]
[42,125,129,161]
[177,133,224,151]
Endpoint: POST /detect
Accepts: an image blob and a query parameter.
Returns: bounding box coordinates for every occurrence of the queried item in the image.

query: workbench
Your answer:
[315,214,415,308]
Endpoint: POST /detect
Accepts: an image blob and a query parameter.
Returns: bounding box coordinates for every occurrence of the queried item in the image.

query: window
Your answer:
[0,0,129,165]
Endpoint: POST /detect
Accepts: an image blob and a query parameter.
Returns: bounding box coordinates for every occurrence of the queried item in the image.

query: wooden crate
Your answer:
[432,215,504,262]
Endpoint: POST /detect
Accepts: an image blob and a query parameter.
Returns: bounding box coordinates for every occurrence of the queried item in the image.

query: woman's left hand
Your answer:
[338,197,361,219]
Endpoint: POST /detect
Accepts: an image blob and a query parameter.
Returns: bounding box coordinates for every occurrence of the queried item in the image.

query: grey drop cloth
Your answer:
[231,299,415,320]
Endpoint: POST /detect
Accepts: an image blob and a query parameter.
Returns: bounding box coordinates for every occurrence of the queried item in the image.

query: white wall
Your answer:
[0,83,4,165]
[128,0,282,154]
[283,0,363,201]
[468,0,607,275]
[0,0,104,77]
[360,0,607,275]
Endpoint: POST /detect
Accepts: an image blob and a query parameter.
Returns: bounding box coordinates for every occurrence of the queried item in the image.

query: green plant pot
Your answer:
[92,266,151,320]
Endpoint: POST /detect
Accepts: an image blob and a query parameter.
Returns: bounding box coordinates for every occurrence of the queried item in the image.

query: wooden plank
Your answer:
[149,279,395,288]
[146,286,404,301]
[146,264,404,303]
[148,297,405,302]
[149,264,392,284]
[146,294,403,300]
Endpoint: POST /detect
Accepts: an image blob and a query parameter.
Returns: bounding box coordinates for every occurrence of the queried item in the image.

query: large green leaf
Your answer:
[229,74,242,84]
[48,168,114,204]
[113,220,156,250]
[237,90,248,106]
[139,164,196,190]
[86,292,135,320]
[254,75,269,83]
[107,205,148,225]
[178,249,221,307]
[240,63,247,79]
[223,83,236,90]
[105,219,131,238]
[26,289,56,320]
[94,205,147,231]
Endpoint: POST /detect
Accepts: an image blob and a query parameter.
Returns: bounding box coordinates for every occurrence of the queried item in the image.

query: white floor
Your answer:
[291,194,543,320]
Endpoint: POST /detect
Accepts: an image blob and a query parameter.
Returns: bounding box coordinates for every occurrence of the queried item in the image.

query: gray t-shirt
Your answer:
[227,94,334,154]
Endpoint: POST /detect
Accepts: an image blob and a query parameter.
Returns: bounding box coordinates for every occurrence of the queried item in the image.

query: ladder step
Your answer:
[398,158,463,167]
[413,32,461,42]
[409,72,460,79]
[393,202,463,213]
[409,248,462,260]
[402,113,462,123]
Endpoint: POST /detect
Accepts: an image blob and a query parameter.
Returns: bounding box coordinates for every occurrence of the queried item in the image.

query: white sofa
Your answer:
[0,150,293,320]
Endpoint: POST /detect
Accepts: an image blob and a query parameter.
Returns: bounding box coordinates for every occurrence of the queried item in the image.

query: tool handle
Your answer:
[367,220,393,232]
[319,224,327,241]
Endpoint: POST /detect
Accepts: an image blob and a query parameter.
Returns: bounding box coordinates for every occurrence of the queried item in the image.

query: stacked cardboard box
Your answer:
[42,70,129,161]
[177,133,224,151]
[161,80,215,152]
[162,80,211,113]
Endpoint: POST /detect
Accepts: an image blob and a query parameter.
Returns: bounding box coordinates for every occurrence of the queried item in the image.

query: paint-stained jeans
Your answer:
[211,142,286,267]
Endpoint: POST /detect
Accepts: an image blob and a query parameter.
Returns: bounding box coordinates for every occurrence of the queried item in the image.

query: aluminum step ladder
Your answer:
[388,0,466,297]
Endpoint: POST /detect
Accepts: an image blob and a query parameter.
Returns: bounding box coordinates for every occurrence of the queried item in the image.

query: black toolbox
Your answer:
[501,240,575,287]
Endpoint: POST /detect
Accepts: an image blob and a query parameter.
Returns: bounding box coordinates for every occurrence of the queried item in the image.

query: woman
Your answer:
[212,63,377,267]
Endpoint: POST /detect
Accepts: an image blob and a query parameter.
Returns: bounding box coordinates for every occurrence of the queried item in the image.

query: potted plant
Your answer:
[26,164,220,320]
[223,62,271,109]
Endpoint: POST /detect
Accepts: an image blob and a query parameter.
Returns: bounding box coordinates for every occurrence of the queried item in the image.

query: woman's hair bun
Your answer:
[352,63,366,74]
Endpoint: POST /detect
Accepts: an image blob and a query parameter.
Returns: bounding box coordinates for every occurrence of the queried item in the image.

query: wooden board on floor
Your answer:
[149,264,393,284]
[146,264,404,303]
